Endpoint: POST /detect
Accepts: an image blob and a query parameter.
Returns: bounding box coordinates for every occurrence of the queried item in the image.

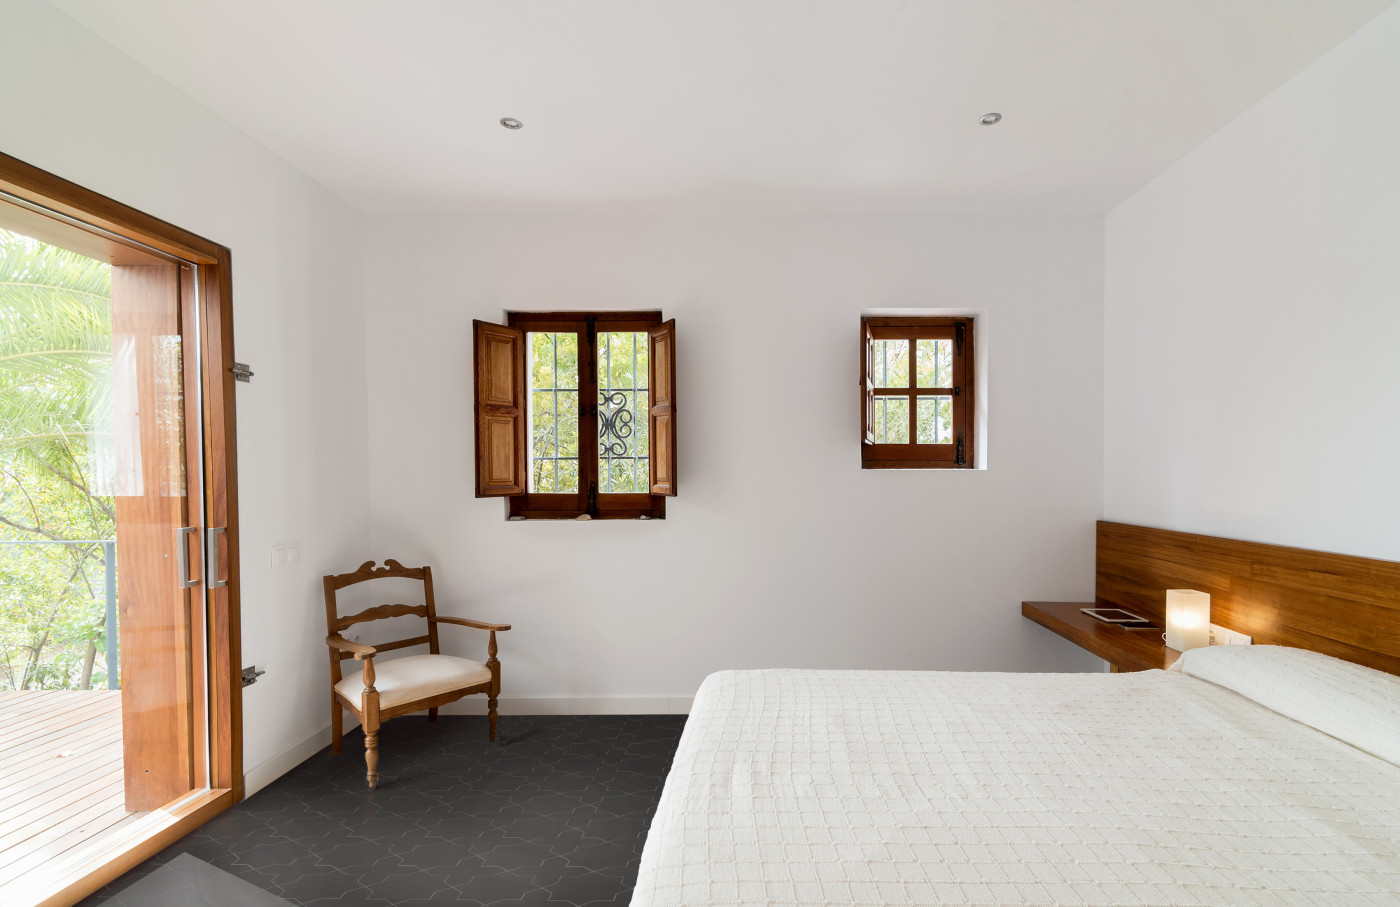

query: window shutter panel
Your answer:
[862,321,875,445]
[648,319,677,496]
[473,320,526,497]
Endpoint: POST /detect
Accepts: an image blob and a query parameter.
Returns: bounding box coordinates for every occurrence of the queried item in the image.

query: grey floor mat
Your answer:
[93,852,294,906]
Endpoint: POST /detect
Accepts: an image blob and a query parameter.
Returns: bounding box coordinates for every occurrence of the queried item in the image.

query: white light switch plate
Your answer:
[270,543,300,568]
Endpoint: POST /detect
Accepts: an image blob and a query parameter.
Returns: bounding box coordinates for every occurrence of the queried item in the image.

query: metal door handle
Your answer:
[206,527,227,589]
[177,527,200,588]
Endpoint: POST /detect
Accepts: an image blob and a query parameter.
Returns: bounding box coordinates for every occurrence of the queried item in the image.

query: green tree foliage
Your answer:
[0,228,115,690]
[529,332,581,493]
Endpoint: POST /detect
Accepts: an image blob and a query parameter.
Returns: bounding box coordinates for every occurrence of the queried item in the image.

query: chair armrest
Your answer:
[430,616,512,632]
[326,634,377,660]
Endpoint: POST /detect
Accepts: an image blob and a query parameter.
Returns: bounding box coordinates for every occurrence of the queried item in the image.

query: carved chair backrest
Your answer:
[322,560,440,686]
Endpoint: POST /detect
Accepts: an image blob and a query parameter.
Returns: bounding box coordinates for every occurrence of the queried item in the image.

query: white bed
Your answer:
[633,647,1400,905]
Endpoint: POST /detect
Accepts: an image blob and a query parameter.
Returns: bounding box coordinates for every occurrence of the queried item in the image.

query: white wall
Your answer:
[1105,2,1400,561]
[8,0,1108,787]
[364,213,1106,707]
[1,0,371,791]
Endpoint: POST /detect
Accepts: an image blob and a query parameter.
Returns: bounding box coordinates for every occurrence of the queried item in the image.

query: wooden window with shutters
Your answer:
[861,316,974,469]
[473,312,676,519]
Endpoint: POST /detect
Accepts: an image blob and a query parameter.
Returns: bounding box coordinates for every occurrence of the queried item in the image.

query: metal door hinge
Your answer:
[241,666,265,687]
[586,481,598,516]
[231,362,254,383]
[956,434,966,466]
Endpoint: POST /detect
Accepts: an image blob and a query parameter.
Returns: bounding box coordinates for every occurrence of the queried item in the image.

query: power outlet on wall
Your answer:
[1209,624,1252,646]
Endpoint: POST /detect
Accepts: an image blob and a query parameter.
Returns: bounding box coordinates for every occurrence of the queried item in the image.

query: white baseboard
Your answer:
[243,724,332,797]
[240,696,691,795]
[442,695,694,716]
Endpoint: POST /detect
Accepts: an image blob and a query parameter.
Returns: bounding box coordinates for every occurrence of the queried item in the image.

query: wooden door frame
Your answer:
[0,152,243,902]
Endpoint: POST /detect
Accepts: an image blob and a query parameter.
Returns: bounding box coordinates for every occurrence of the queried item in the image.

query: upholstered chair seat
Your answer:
[335,654,492,711]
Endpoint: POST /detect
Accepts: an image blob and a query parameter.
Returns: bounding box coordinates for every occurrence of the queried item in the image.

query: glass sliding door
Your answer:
[0,200,213,899]
[111,255,209,808]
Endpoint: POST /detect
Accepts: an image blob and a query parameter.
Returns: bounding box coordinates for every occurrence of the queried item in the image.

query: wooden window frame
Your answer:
[0,151,243,903]
[507,311,667,520]
[861,316,975,469]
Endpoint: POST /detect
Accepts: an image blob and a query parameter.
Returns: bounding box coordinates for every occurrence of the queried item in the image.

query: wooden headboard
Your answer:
[1096,521,1400,676]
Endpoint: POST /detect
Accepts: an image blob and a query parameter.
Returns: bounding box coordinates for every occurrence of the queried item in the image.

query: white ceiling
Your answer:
[47,0,1396,215]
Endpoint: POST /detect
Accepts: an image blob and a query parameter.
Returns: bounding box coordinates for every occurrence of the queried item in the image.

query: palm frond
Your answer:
[0,229,113,479]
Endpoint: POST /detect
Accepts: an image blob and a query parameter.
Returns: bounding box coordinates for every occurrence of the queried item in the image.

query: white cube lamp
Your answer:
[1165,589,1211,652]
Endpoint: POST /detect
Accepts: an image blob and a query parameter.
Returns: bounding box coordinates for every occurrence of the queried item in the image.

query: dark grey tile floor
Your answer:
[80,715,687,906]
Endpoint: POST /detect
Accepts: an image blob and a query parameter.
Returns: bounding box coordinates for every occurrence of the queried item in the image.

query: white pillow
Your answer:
[1175,644,1400,767]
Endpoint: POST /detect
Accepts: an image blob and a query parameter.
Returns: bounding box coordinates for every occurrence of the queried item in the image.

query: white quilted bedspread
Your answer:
[631,669,1400,906]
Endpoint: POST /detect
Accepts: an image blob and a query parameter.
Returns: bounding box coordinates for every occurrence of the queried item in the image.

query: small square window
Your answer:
[861,317,974,469]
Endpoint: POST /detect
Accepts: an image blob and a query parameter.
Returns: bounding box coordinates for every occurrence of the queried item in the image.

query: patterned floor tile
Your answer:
[80,716,685,906]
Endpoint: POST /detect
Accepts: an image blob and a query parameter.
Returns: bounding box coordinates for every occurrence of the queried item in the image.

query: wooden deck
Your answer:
[0,690,147,905]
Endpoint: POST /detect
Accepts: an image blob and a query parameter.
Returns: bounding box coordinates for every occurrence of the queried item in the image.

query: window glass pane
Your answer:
[556,392,578,458]
[555,332,579,389]
[917,396,953,444]
[599,331,650,493]
[532,458,556,493]
[530,334,555,389]
[603,330,647,390]
[531,391,557,457]
[871,339,909,388]
[527,332,579,493]
[634,390,649,456]
[557,459,579,493]
[916,339,953,388]
[603,457,642,493]
[873,396,909,444]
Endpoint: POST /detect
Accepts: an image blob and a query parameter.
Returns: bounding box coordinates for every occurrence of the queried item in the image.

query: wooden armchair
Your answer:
[323,559,510,789]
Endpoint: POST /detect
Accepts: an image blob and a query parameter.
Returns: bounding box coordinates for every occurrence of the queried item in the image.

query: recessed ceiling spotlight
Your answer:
[979,112,1002,126]
[500,117,523,130]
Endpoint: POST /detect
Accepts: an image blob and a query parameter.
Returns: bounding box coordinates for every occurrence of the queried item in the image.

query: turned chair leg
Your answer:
[428,707,438,724]
[486,629,501,745]
[330,700,343,756]
[364,731,379,789]
[362,663,381,789]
